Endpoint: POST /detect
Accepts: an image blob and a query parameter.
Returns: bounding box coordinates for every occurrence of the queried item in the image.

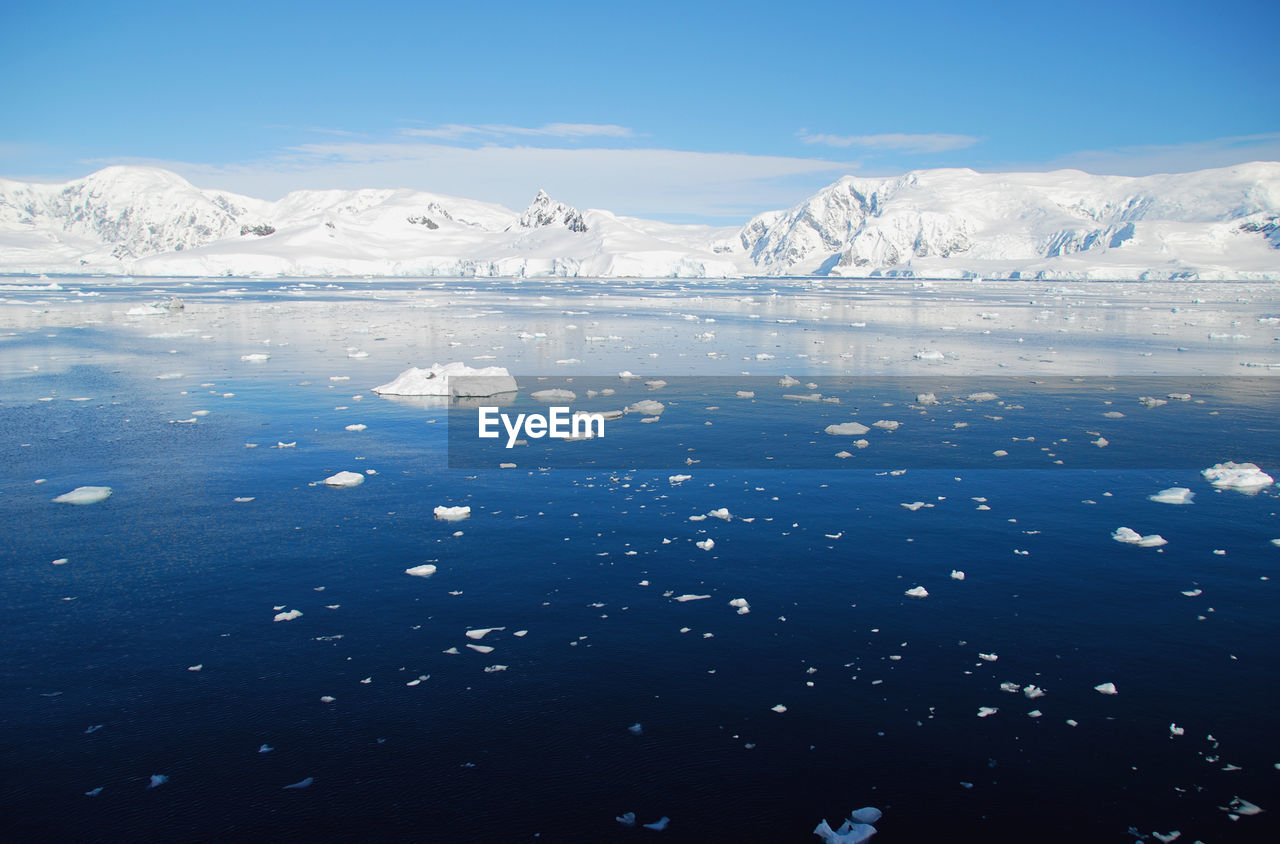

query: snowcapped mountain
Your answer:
[0,163,1276,279]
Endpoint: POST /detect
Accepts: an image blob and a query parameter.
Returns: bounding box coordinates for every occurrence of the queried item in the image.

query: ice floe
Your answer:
[696,539,715,551]
[283,777,314,789]
[825,422,870,436]
[1094,682,1118,695]
[642,817,669,831]
[904,586,929,598]
[148,774,168,789]
[323,471,364,487]
[950,570,965,580]
[240,353,270,362]
[1112,527,1167,547]
[532,388,576,402]
[373,362,517,397]
[405,564,437,577]
[1202,461,1274,493]
[465,627,505,640]
[1149,487,1194,504]
[626,399,665,415]
[729,598,751,615]
[273,609,302,622]
[52,486,112,505]
[674,594,711,602]
[434,505,471,521]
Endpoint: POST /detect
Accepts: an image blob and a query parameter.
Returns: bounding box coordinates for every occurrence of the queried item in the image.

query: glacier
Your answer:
[0,162,1276,279]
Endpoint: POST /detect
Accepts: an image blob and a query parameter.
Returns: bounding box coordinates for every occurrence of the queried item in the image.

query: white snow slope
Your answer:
[0,163,1276,280]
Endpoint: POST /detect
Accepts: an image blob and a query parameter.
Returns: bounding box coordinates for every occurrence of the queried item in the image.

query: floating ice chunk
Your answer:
[1112,527,1166,547]
[434,505,471,521]
[950,570,965,580]
[1094,682,1118,695]
[85,787,103,796]
[992,449,1008,457]
[323,471,364,487]
[52,557,69,566]
[466,644,495,654]
[344,423,367,432]
[1024,685,1046,699]
[642,817,669,831]
[977,707,998,717]
[849,808,883,825]
[675,594,711,602]
[914,349,945,361]
[771,704,788,713]
[1202,462,1275,493]
[1181,588,1203,597]
[916,393,938,405]
[901,501,930,511]
[978,653,998,662]
[1221,796,1263,816]
[532,388,576,402]
[729,598,751,614]
[373,363,517,397]
[52,486,112,505]
[483,665,508,673]
[825,422,870,436]
[1170,723,1185,736]
[668,474,692,484]
[187,664,203,672]
[696,539,715,551]
[708,508,731,521]
[259,744,274,753]
[1092,437,1109,447]
[617,812,637,826]
[319,695,336,703]
[778,375,800,386]
[872,420,899,430]
[273,609,303,622]
[1149,487,1194,504]
[1000,682,1021,693]
[967,391,999,402]
[240,353,270,362]
[148,774,168,789]
[85,724,103,734]
[405,564,437,577]
[233,497,254,503]
[737,391,755,398]
[276,441,296,448]
[813,819,877,844]
[627,399,665,415]
[904,586,928,598]
[466,627,505,640]
[283,777,314,789]
[835,450,853,459]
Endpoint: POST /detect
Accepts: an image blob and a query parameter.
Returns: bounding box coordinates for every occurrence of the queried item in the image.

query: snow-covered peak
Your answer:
[514,190,588,233]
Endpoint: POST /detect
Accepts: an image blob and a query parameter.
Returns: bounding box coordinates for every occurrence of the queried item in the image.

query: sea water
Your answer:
[0,277,1277,842]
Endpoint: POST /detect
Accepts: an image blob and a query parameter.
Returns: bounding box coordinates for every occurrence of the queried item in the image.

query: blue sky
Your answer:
[2,0,1276,222]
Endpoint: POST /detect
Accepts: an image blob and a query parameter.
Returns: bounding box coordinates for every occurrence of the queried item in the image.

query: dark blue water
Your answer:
[1,354,1277,843]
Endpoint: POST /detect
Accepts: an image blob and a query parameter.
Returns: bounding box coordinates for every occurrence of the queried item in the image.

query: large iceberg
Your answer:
[372,362,517,397]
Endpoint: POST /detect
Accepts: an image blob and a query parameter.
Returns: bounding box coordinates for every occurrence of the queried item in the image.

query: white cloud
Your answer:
[799,131,981,154]
[400,122,636,141]
[1035,132,1280,176]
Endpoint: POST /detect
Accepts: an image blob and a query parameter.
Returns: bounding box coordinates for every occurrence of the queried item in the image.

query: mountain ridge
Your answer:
[1,162,1276,280]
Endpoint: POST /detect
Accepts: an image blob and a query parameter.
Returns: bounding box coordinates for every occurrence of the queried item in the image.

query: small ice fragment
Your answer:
[643,817,669,831]
[737,391,755,398]
[531,388,576,402]
[916,392,938,405]
[617,812,637,826]
[978,653,998,662]
[977,707,998,717]
[148,774,168,789]
[668,474,692,484]
[320,696,336,703]
[950,570,965,580]
[1149,487,1194,505]
[273,609,302,622]
[240,353,270,362]
[729,598,750,615]
[85,787,103,796]
[814,819,877,844]
[466,644,495,654]
[434,505,471,521]
[992,449,1008,457]
[1112,526,1166,547]
[1221,796,1263,816]
[626,399,665,415]
[1181,588,1202,597]
[872,420,899,430]
[825,421,870,436]
[967,392,998,402]
[1092,437,1109,448]
[259,744,274,753]
[849,808,883,825]
[513,630,528,637]
[914,349,944,361]
[1094,682,1118,695]
[696,539,715,551]
[904,586,928,598]
[483,665,508,673]
[187,664,203,672]
[1024,685,1045,699]
[465,627,505,640]
[323,471,364,487]
[283,777,314,789]
[233,497,254,503]
[628,723,643,735]
[84,724,103,734]
[1170,723,1185,736]
[344,424,367,432]
[835,450,853,459]
[52,486,112,505]
[771,704,788,713]
[707,507,731,521]
[778,375,800,386]
[52,558,69,566]
[901,501,929,511]
[674,594,711,602]
[405,564,437,577]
